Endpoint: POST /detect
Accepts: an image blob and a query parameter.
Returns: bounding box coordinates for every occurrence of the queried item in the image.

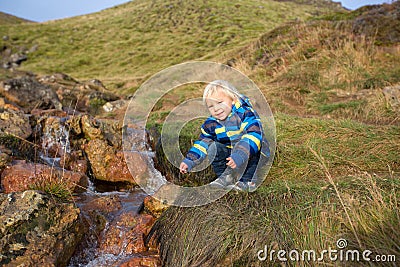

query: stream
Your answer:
[39,117,163,266]
[68,188,156,266]
[0,73,166,266]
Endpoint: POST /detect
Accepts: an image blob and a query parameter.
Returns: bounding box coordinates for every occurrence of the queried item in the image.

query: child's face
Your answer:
[205,89,234,121]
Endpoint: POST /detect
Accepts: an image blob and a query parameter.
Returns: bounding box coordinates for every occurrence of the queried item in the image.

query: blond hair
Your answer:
[203,80,241,104]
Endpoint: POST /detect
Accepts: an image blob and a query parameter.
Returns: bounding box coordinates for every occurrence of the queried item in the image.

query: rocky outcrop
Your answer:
[143,195,170,218]
[0,190,84,266]
[0,72,121,116]
[0,76,62,112]
[0,70,161,266]
[0,108,32,139]
[83,139,148,184]
[39,73,120,115]
[351,1,400,45]
[1,44,31,69]
[1,161,89,194]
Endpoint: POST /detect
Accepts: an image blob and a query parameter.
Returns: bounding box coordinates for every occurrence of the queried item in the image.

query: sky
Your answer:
[0,0,394,22]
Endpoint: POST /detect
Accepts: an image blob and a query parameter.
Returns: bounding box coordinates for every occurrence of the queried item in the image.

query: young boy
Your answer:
[179,80,270,192]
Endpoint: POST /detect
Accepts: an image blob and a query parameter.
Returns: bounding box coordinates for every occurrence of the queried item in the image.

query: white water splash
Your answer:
[40,120,71,166]
[42,123,71,155]
[133,150,168,195]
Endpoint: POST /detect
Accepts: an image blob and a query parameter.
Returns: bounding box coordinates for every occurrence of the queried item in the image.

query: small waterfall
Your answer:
[124,127,168,195]
[34,118,162,266]
[138,150,168,195]
[67,126,163,266]
[39,118,71,166]
[68,189,150,267]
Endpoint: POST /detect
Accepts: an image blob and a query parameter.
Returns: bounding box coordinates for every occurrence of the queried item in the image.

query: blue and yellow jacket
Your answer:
[183,95,270,171]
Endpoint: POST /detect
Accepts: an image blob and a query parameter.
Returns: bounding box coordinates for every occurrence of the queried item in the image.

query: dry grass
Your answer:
[148,110,400,266]
[148,173,399,266]
[226,16,400,125]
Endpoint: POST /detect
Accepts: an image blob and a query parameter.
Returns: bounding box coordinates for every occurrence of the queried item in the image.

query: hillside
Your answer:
[0,0,343,92]
[147,3,400,265]
[0,12,33,25]
[224,1,400,125]
[0,1,399,266]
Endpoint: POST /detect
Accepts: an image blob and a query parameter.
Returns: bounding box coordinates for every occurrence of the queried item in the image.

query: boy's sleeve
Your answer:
[183,120,215,171]
[230,109,263,168]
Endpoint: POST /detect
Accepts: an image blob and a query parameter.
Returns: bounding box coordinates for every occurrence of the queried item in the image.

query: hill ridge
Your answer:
[0,0,344,89]
[0,11,34,25]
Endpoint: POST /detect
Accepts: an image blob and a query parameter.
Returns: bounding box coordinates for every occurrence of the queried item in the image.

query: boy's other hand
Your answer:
[180,162,189,174]
[226,157,237,169]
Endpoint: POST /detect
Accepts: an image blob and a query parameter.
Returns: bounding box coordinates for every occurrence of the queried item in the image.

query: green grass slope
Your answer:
[148,3,400,266]
[0,12,33,25]
[0,0,343,90]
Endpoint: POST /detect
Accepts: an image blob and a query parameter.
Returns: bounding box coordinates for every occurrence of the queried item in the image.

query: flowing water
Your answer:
[39,118,71,166]
[68,188,153,267]
[38,118,163,266]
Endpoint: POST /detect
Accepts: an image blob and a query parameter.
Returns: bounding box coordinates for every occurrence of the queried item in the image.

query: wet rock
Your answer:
[59,152,88,174]
[69,191,152,266]
[81,115,104,140]
[81,115,134,149]
[82,115,123,147]
[143,195,169,218]
[383,84,400,111]
[69,158,88,175]
[0,190,84,266]
[62,114,82,136]
[0,76,62,112]
[67,195,114,266]
[98,213,156,255]
[0,108,32,139]
[1,161,89,193]
[123,126,151,152]
[117,255,161,267]
[100,118,123,148]
[84,139,148,184]
[80,194,122,214]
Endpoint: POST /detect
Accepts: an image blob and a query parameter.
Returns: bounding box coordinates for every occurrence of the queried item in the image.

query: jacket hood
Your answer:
[233,94,253,110]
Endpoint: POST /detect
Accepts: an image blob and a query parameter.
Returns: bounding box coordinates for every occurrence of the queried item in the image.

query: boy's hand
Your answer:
[180,162,189,174]
[226,157,237,169]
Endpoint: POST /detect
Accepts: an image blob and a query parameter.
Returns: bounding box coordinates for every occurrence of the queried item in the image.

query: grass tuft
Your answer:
[29,174,74,201]
[148,175,399,266]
